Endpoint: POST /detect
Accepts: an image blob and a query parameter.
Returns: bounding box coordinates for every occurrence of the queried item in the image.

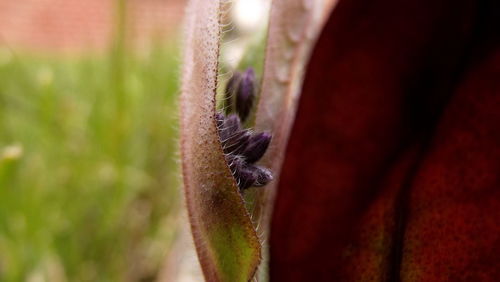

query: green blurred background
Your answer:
[0,0,269,280]
[0,0,184,280]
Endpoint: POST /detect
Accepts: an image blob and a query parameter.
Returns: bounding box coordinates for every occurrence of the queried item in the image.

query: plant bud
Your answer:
[219,113,242,142]
[223,71,242,114]
[253,166,273,187]
[242,132,272,163]
[235,67,256,122]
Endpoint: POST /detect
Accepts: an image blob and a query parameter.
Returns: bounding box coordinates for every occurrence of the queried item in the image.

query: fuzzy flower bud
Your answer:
[216,111,273,191]
[235,67,256,122]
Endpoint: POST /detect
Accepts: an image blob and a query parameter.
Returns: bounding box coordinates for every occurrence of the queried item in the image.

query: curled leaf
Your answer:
[180,0,261,280]
[245,1,335,274]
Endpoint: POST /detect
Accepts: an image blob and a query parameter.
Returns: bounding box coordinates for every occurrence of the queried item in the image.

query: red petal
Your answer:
[270,0,500,280]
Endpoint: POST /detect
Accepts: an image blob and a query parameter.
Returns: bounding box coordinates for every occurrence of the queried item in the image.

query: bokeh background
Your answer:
[0,0,190,281]
[0,0,270,280]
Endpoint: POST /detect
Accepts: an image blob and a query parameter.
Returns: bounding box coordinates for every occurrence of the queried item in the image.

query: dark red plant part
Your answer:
[270,0,500,281]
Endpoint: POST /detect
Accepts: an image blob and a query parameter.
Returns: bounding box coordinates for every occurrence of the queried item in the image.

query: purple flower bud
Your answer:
[215,112,225,129]
[226,155,255,190]
[215,68,272,192]
[235,67,256,122]
[219,114,242,142]
[236,166,258,190]
[224,130,252,155]
[223,72,242,114]
[225,150,273,191]
[253,166,273,187]
[226,154,244,172]
[242,132,272,163]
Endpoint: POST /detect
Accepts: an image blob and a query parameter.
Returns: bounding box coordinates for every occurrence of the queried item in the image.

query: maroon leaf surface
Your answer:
[270,0,499,281]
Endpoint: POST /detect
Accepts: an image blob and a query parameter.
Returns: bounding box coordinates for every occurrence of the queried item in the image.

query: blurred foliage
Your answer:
[0,41,181,281]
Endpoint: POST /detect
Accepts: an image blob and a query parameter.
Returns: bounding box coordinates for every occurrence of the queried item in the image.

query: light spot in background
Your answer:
[224,42,246,69]
[26,268,45,282]
[26,255,67,282]
[1,144,24,161]
[222,0,270,68]
[232,0,270,32]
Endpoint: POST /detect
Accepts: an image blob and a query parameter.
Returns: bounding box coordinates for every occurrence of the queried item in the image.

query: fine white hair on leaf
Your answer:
[180,0,262,281]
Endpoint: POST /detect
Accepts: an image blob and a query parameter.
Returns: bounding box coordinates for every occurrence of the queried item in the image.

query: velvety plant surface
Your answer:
[270,0,500,280]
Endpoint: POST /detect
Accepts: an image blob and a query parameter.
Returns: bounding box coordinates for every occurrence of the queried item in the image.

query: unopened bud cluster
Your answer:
[216,68,273,191]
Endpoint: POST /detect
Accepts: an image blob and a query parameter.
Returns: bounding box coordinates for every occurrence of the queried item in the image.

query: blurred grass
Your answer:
[0,41,181,281]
